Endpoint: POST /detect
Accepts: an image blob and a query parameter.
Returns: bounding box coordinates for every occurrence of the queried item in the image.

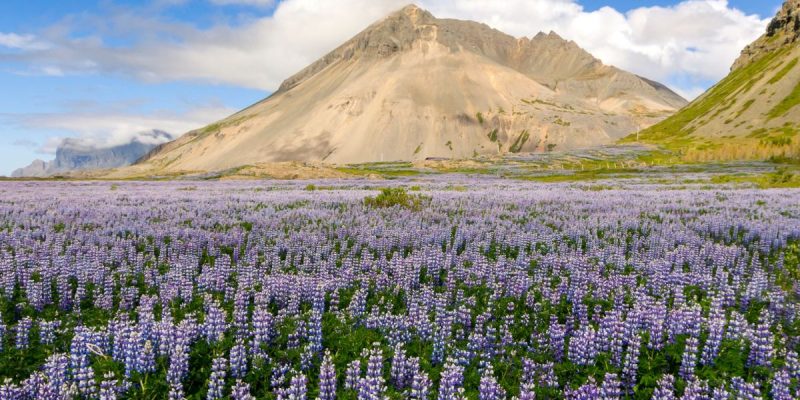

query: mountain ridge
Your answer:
[12,130,173,177]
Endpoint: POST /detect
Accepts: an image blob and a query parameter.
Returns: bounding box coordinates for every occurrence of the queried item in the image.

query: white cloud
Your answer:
[12,105,235,153]
[0,32,49,50]
[0,0,770,96]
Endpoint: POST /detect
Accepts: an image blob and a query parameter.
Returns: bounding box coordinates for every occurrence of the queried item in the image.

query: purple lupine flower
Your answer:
[731,377,761,400]
[345,360,361,390]
[43,353,69,394]
[771,369,792,400]
[301,344,315,371]
[168,384,186,400]
[284,372,308,400]
[230,340,248,378]
[308,310,323,355]
[167,344,189,387]
[203,299,227,343]
[622,333,641,394]
[478,365,506,400]
[437,358,464,400]
[358,344,385,400]
[747,311,774,368]
[567,377,599,400]
[99,372,117,400]
[710,387,729,400]
[231,380,255,400]
[516,382,535,400]
[318,350,337,400]
[568,325,597,366]
[410,370,432,400]
[786,350,800,380]
[139,340,156,374]
[651,375,675,400]
[600,373,621,400]
[680,336,699,380]
[207,356,227,400]
[272,362,291,389]
[390,343,409,389]
[15,317,32,349]
[548,317,566,362]
[681,379,708,400]
[0,379,23,400]
[38,320,60,345]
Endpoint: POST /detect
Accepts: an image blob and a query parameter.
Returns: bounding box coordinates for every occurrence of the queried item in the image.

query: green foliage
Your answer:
[509,130,530,153]
[305,184,317,191]
[487,129,498,142]
[476,112,485,125]
[364,187,429,211]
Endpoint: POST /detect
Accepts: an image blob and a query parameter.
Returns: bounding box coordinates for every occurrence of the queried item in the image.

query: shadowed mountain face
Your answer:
[12,130,172,177]
[628,0,800,162]
[137,5,686,173]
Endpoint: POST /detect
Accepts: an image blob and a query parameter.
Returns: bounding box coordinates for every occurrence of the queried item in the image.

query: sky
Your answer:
[0,0,784,176]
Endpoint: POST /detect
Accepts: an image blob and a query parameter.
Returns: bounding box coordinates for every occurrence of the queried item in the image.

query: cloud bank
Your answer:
[0,0,769,95]
[8,105,235,154]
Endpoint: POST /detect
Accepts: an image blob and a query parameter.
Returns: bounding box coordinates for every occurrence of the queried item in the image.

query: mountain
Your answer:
[12,130,173,177]
[626,0,800,162]
[134,5,686,173]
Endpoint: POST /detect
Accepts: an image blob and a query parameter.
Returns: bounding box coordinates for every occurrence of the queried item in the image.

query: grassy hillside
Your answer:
[622,44,800,163]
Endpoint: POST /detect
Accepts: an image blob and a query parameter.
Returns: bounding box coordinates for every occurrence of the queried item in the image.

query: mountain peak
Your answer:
[135,6,686,173]
[398,4,422,15]
[732,0,800,70]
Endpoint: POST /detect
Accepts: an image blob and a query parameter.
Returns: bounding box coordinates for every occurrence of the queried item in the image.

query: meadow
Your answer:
[0,178,798,399]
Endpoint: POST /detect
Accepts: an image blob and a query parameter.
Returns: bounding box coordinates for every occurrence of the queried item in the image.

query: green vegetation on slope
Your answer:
[768,58,798,84]
[622,48,787,146]
[768,79,800,119]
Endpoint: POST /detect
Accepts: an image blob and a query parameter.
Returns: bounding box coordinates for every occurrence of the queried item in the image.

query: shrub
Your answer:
[364,187,429,211]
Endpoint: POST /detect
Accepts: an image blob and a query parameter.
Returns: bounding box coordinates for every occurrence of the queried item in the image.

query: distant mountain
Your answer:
[626,0,800,161]
[135,5,685,173]
[12,130,173,177]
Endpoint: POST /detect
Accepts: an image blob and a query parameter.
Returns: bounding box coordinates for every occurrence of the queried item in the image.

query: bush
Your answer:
[364,187,429,211]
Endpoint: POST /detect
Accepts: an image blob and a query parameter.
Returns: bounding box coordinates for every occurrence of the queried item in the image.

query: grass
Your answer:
[709,168,800,188]
[768,57,798,84]
[768,79,800,119]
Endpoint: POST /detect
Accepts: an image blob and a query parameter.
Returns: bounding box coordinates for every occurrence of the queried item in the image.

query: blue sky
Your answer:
[0,0,783,175]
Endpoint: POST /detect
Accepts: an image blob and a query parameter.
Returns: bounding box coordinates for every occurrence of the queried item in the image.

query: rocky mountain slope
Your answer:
[133,5,685,174]
[627,0,800,161]
[12,130,172,177]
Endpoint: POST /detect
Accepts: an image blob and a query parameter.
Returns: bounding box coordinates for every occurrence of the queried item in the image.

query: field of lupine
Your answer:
[0,179,799,400]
